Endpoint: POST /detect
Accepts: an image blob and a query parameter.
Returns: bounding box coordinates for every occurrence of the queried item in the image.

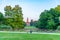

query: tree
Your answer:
[30,19,34,26]
[38,10,54,29]
[46,19,56,30]
[4,5,24,30]
[37,5,60,30]
[23,21,26,27]
[12,5,24,29]
[0,12,4,24]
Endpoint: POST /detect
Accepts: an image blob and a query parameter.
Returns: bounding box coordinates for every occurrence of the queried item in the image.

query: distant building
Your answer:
[30,19,34,26]
[26,18,30,26]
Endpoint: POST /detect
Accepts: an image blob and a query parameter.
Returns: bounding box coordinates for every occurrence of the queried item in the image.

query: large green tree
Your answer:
[37,5,60,30]
[4,5,24,30]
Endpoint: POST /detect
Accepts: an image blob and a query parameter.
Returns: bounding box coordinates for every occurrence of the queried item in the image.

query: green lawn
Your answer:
[0,32,60,40]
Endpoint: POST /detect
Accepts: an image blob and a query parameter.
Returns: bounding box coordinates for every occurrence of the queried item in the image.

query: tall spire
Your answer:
[27,18,29,23]
[26,17,30,26]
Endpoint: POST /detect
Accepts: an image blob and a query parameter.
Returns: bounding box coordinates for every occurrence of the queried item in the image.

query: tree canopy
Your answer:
[36,5,60,30]
[4,5,24,30]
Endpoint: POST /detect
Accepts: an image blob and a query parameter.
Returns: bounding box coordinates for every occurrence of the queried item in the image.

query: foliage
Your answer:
[37,5,60,30]
[30,19,34,26]
[0,24,12,30]
[57,25,60,30]
[23,21,26,26]
[33,21,38,27]
[0,12,4,24]
[4,5,24,30]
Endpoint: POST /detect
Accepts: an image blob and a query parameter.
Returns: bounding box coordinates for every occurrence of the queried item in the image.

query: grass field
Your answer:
[0,31,60,40]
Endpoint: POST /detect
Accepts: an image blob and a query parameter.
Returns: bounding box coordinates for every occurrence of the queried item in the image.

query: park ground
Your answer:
[0,31,60,40]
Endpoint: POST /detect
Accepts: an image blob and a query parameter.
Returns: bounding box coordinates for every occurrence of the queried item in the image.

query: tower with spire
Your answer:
[26,18,30,26]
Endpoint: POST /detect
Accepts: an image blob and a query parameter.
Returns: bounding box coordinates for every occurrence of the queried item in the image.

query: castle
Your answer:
[26,18,30,26]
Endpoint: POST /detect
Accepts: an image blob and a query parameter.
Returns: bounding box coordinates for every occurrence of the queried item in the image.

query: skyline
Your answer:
[0,0,60,22]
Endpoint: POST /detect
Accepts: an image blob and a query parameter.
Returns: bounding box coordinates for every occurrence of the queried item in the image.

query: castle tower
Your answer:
[26,18,30,26]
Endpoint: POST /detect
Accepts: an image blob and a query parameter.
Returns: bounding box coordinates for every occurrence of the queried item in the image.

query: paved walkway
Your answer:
[0,31,60,35]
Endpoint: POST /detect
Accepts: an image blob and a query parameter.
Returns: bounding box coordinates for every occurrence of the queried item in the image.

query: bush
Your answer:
[57,26,60,30]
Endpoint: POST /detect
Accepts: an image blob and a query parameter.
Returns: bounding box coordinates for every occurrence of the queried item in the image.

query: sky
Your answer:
[0,0,60,22]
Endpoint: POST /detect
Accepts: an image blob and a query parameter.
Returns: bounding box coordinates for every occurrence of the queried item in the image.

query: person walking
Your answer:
[30,30,32,33]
